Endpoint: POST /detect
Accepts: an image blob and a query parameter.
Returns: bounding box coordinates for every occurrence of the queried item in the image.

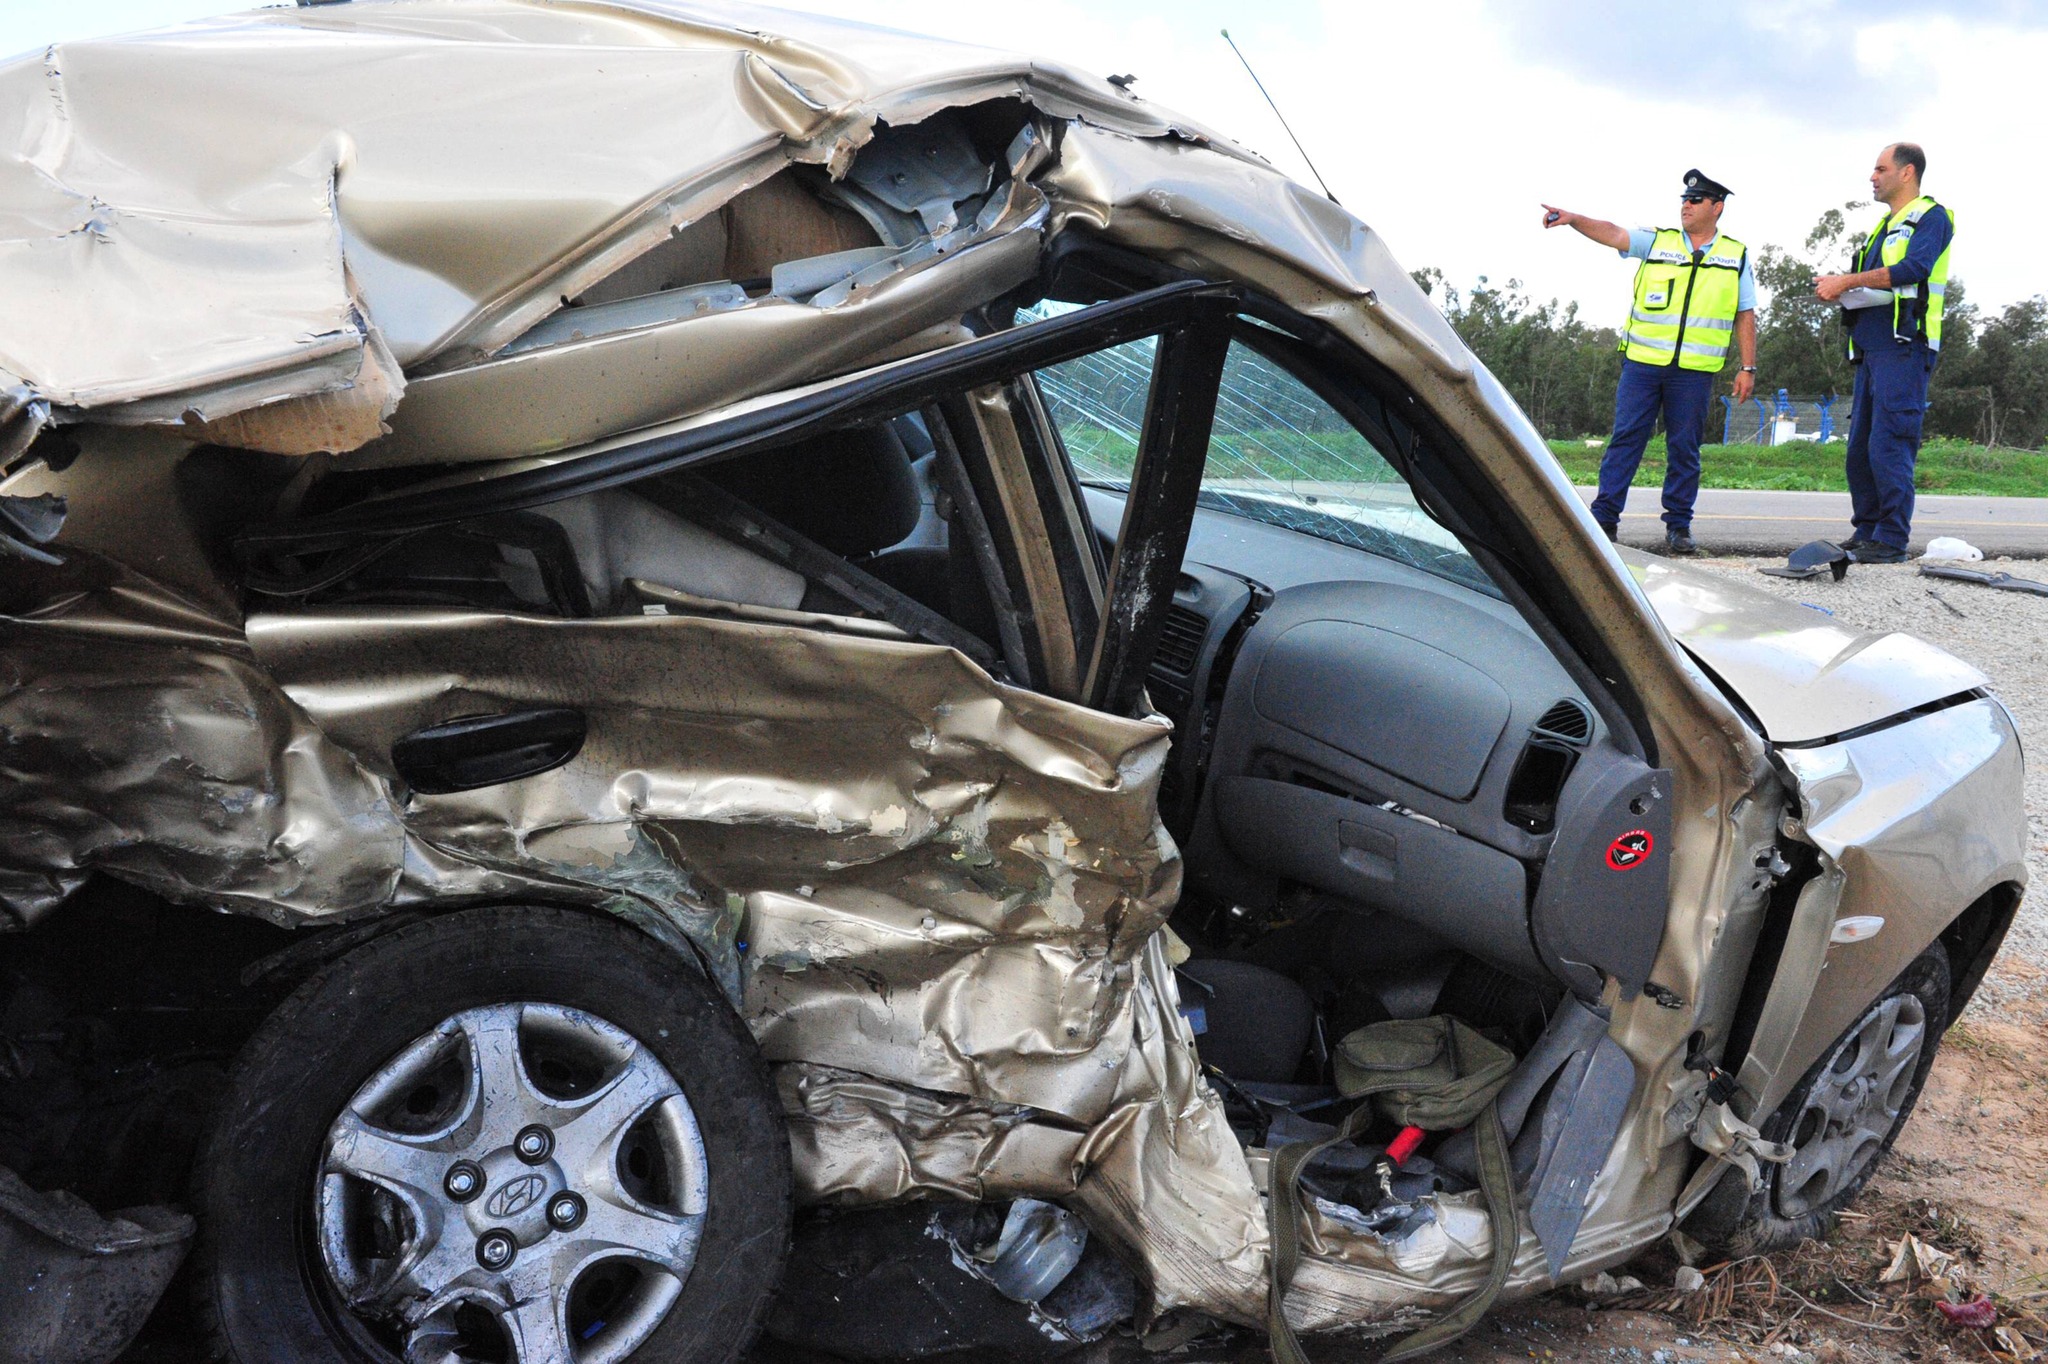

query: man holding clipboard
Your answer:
[1815,143,1954,563]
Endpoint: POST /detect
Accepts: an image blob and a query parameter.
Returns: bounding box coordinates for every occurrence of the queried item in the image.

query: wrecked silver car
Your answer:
[0,4,2028,1363]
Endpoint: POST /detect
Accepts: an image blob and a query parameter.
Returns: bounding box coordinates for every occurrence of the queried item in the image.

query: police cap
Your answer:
[1682,169,1732,200]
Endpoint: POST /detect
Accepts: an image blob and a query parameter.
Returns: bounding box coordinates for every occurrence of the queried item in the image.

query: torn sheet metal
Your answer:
[1736,698,2028,1118]
[1039,122,1471,382]
[0,530,1284,1328]
[1064,931,1267,1321]
[0,553,403,927]
[179,315,405,458]
[778,1064,1084,1205]
[244,606,1180,1088]
[788,930,1273,1326]
[0,1,1252,456]
[352,180,1047,465]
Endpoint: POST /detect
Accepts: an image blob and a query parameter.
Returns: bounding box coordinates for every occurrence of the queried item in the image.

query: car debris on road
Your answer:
[1918,563,2048,597]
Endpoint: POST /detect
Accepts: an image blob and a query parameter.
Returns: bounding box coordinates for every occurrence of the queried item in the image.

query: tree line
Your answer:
[1411,206,2048,449]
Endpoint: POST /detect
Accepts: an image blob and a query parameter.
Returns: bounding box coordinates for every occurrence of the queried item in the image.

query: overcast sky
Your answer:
[2,0,2038,321]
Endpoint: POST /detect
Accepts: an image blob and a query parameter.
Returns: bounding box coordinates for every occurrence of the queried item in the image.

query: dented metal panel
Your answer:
[0,534,1287,1318]
[1040,123,1471,381]
[243,606,1177,1029]
[1630,557,1991,744]
[356,191,1047,465]
[777,932,1271,1323]
[778,1063,1085,1205]
[1737,698,2029,1118]
[0,555,404,927]
[234,599,1295,1318]
[0,0,1255,457]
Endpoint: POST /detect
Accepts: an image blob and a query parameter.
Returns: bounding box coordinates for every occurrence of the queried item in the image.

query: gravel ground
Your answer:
[1686,555,2048,1016]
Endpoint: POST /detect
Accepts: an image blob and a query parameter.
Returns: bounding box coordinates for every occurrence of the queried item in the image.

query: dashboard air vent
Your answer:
[1505,701,1590,834]
[1154,605,1208,676]
[1533,698,1592,744]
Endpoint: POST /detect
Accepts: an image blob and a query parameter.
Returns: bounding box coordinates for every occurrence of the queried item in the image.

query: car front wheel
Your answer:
[1686,940,1949,1257]
[193,905,788,1364]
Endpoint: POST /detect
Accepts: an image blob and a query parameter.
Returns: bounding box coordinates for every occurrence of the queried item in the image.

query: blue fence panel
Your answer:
[1721,395,1848,445]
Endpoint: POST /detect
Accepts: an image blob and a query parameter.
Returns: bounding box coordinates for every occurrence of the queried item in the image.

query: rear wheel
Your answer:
[193,905,788,1364]
[1686,941,1948,1257]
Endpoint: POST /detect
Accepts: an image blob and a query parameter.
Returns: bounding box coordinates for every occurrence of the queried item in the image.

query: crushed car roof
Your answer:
[0,0,1278,459]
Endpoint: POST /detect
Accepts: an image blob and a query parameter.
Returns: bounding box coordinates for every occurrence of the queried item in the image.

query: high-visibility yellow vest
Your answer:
[1847,196,1953,358]
[1619,229,1747,372]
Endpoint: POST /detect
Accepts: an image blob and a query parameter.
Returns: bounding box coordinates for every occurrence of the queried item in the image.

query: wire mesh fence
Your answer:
[1721,391,1847,445]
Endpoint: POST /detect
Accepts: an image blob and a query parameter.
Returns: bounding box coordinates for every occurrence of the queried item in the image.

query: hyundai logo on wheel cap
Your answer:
[485,1172,549,1220]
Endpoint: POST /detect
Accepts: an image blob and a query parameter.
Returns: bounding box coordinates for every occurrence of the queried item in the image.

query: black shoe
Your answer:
[1664,528,1699,556]
[1841,536,1879,553]
[1847,541,1909,564]
[1597,521,1619,544]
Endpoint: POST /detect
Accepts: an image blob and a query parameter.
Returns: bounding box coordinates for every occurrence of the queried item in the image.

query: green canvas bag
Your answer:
[1268,1016,1519,1364]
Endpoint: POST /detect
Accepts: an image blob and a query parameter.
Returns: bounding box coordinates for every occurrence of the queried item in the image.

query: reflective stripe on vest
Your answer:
[1621,228,1747,371]
[1848,196,1954,358]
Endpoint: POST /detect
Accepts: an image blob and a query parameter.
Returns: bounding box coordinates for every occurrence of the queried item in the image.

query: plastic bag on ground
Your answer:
[1921,537,1984,562]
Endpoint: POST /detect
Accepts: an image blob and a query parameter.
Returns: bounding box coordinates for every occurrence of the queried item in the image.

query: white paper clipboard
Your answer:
[1838,286,1895,310]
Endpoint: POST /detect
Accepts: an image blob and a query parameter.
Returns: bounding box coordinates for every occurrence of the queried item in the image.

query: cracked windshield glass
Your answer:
[1028,305,1495,595]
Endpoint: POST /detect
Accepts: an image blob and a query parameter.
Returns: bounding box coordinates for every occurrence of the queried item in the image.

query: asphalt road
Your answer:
[1576,486,2048,557]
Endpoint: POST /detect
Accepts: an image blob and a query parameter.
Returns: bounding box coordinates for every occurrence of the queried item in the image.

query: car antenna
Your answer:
[1220,28,1340,205]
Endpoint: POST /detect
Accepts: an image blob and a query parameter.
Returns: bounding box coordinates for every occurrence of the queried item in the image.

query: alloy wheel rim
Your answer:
[1773,992,1926,1219]
[314,1002,706,1364]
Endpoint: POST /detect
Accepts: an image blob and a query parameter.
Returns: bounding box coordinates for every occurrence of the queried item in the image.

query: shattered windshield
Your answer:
[1026,306,1497,597]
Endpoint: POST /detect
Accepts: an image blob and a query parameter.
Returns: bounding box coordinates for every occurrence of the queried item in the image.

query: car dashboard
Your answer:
[1087,488,1672,999]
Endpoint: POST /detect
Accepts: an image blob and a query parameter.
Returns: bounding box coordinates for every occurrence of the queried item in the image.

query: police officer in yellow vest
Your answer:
[1544,171,1757,555]
[1814,143,1954,563]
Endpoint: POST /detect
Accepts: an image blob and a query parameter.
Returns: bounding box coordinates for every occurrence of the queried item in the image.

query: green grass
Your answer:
[1546,436,2048,497]
[1059,419,2048,498]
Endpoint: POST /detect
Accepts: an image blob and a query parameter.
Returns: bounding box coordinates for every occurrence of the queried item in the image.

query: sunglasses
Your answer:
[1680,193,1720,203]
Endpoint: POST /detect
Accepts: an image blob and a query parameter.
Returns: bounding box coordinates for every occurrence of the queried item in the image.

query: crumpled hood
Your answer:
[1629,553,1988,745]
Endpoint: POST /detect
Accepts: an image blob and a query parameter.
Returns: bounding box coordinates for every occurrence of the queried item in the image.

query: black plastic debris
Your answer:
[1918,563,2048,597]
[0,1166,193,1364]
[1758,539,1848,581]
[0,492,65,565]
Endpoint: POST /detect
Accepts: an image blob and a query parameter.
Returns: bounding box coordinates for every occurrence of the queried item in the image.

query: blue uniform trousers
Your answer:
[1590,358,1713,534]
[1845,343,1936,550]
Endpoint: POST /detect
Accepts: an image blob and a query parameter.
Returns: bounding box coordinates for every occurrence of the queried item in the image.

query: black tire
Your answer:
[191,905,789,1364]
[1685,940,1949,1257]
